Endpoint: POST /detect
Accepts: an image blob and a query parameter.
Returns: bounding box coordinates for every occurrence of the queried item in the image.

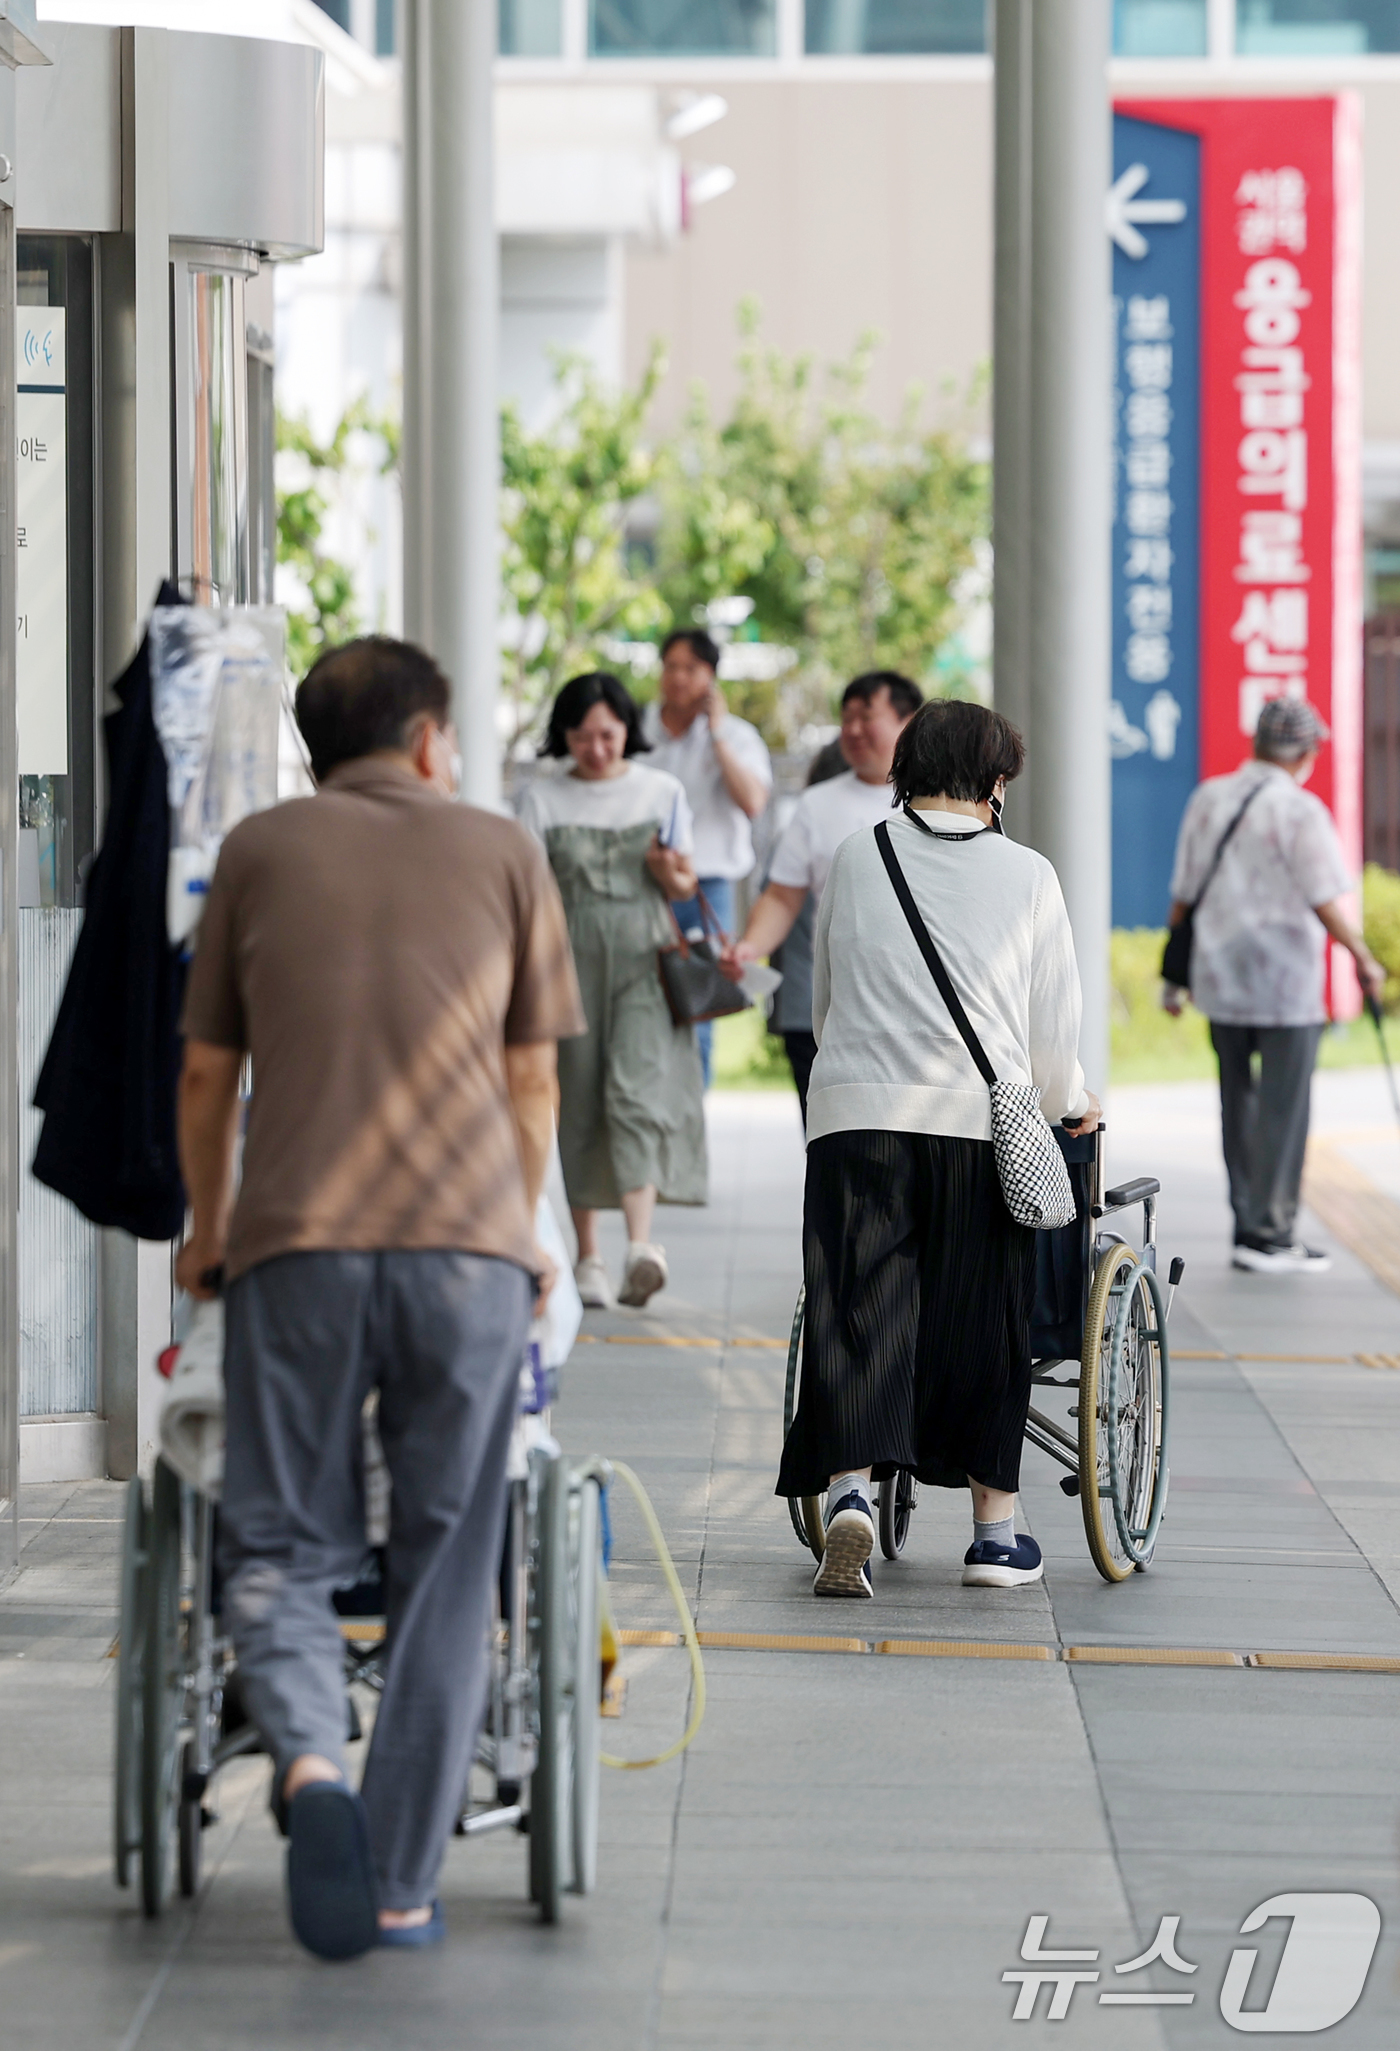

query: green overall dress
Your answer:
[545,819,707,1212]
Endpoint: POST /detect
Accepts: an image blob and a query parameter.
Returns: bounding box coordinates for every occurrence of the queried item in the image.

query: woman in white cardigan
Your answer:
[776,699,1101,1598]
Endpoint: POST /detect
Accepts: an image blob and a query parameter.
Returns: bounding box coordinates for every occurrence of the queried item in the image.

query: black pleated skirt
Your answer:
[775,1129,1036,1499]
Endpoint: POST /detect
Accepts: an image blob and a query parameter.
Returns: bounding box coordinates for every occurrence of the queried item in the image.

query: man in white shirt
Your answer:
[1165,697,1384,1274]
[643,629,772,1082]
[724,672,923,1003]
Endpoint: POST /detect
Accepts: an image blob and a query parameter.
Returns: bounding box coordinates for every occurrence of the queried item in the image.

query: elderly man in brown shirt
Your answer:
[176,637,584,1960]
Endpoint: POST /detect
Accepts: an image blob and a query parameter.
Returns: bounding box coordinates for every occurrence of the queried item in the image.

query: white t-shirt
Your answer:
[807,812,1088,1144]
[768,770,895,907]
[1168,759,1351,1027]
[641,703,772,881]
[516,761,695,852]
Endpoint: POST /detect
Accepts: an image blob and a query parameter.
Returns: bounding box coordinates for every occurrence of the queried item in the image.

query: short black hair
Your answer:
[661,628,722,672]
[841,670,924,721]
[542,671,651,759]
[295,636,451,782]
[890,698,1025,807]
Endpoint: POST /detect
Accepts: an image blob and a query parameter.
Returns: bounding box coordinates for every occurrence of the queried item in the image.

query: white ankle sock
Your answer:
[974,1515,1016,1550]
[828,1472,871,1512]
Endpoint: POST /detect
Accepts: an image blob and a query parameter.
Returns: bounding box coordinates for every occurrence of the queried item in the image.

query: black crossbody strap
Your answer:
[874,820,997,1088]
[1191,780,1265,911]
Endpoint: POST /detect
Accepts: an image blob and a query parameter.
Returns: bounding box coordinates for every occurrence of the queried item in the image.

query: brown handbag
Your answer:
[657,888,752,1026]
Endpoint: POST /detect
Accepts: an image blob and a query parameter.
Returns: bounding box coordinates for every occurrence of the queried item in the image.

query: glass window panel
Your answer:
[311,0,351,29]
[1113,0,1208,53]
[501,0,564,54]
[1235,1,1400,50]
[376,0,396,55]
[591,0,776,57]
[805,0,986,52]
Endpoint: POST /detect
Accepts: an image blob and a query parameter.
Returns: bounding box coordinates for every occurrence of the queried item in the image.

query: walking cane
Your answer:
[1365,991,1400,1133]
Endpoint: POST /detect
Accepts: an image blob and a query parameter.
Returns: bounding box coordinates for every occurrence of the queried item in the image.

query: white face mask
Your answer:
[447,747,464,795]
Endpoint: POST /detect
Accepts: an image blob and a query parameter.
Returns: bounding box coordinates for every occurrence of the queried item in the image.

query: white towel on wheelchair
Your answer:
[158,1298,226,1499]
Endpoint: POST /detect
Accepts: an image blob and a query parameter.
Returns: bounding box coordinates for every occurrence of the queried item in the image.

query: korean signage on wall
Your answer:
[1110,96,1363,1004]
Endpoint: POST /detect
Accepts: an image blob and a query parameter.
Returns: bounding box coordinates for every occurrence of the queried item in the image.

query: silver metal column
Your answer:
[399,0,424,642]
[404,0,501,809]
[1028,0,1112,1095]
[991,0,1034,828]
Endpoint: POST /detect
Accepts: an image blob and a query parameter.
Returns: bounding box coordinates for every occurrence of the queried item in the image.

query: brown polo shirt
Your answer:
[181,757,585,1282]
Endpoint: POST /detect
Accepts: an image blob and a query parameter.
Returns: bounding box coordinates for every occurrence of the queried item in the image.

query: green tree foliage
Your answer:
[655,304,989,727]
[500,347,670,748]
[276,398,398,678]
[1363,863,1400,1011]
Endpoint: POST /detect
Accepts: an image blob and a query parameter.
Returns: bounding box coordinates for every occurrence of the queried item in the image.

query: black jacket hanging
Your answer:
[32,583,189,1240]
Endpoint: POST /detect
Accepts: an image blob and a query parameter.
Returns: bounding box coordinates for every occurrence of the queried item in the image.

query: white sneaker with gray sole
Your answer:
[618,1242,668,1308]
[574,1254,615,1309]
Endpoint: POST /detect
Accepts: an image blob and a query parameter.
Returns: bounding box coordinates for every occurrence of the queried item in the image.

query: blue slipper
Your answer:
[286,1782,379,1962]
[378,1900,445,1949]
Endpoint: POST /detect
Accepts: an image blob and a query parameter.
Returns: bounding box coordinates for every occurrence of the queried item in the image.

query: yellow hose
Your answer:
[599,1459,706,1771]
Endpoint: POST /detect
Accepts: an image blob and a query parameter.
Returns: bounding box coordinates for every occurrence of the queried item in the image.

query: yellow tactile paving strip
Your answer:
[613,1629,1400,1671]
[1302,1139,1400,1298]
[1065,1644,1242,1667]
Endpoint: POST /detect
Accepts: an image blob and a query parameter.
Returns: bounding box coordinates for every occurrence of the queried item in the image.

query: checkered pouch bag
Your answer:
[875,820,1077,1231]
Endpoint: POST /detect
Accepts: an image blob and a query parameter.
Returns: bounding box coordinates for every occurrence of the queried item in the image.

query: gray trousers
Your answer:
[219,1250,531,1910]
[1209,1022,1323,1249]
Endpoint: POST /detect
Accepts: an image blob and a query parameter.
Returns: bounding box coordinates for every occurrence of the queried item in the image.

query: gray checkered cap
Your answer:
[1255,696,1329,759]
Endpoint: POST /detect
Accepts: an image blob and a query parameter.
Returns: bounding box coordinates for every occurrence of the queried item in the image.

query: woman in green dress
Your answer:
[519,672,707,1311]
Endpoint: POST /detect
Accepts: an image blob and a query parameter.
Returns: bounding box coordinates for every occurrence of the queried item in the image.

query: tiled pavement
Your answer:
[3,1073,1400,2047]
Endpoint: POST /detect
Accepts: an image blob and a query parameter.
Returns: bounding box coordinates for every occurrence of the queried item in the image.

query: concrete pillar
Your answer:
[399,0,424,642]
[1028,0,1112,1095]
[991,0,1034,831]
[102,27,176,1483]
[404,0,501,809]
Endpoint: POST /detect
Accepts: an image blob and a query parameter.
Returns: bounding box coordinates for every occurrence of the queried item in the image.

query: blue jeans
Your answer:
[670,875,735,1088]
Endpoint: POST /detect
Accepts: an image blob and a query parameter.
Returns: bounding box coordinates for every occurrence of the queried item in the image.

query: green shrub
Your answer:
[1363,864,1400,1012]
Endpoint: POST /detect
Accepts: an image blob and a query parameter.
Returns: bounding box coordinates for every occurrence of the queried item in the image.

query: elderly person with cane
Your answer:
[775,698,1100,1598]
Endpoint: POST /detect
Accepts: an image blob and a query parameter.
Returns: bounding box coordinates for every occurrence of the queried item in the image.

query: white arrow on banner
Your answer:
[1107,163,1187,258]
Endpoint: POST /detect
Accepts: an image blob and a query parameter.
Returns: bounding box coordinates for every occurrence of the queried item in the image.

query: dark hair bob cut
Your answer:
[541,670,652,759]
[660,627,722,672]
[890,698,1025,808]
[841,669,924,721]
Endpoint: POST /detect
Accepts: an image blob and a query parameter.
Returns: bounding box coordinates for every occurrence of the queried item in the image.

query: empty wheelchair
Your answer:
[783,1127,1181,1585]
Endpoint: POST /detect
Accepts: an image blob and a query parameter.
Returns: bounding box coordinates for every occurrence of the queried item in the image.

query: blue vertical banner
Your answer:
[1110,115,1201,928]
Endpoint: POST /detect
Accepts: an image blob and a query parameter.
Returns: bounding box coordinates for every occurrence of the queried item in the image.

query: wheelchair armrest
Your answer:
[1102,1176,1160,1212]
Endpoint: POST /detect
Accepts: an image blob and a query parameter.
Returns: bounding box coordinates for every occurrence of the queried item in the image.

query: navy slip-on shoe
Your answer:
[813,1491,875,1597]
[378,1900,446,1949]
[286,1783,379,1962]
[961,1533,1044,1588]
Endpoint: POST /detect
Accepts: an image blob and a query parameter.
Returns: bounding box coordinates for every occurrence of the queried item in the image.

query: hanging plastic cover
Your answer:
[149,605,284,944]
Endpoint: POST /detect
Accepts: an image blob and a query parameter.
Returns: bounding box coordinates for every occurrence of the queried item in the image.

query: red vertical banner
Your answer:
[1120,95,1364,1016]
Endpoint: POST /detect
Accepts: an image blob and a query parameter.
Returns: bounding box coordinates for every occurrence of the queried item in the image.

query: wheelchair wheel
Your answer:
[878,1470,917,1561]
[783,1287,812,1549]
[113,1477,147,1889]
[529,1450,571,1924]
[570,1473,602,1898]
[781,1288,828,1560]
[1078,1248,1169,1584]
[141,1460,185,1917]
[178,1738,203,1897]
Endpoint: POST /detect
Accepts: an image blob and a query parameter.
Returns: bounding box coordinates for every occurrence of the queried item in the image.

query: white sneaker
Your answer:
[574,1254,615,1309]
[618,1242,668,1308]
[1232,1242,1332,1275]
